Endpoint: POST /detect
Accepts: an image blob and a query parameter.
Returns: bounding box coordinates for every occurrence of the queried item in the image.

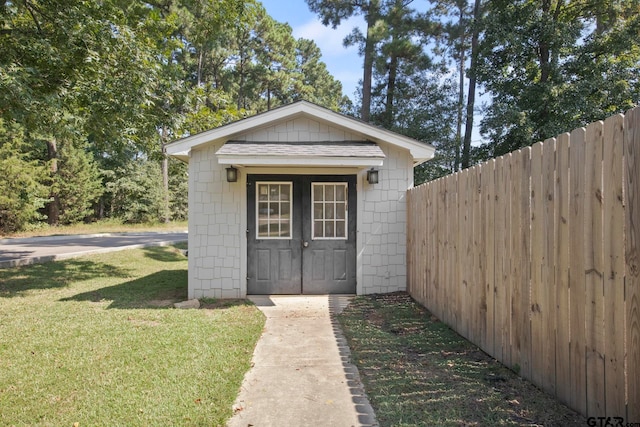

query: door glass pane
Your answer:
[280,222,290,237]
[325,222,335,238]
[326,203,334,219]
[258,219,268,235]
[256,182,292,239]
[311,183,348,240]
[259,185,268,201]
[326,185,334,201]
[280,185,290,201]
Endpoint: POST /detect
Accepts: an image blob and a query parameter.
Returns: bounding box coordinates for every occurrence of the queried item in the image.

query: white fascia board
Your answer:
[217,155,384,167]
[165,101,436,161]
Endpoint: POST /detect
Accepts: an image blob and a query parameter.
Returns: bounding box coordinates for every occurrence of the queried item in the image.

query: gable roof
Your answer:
[165,100,435,165]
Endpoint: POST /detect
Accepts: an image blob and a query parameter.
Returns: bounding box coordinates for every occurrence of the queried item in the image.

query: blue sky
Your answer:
[259,0,364,99]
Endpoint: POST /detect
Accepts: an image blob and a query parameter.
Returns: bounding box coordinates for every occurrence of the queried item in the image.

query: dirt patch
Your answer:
[200,298,252,310]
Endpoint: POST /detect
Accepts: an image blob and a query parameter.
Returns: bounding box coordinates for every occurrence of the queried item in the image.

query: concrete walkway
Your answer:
[227,295,378,427]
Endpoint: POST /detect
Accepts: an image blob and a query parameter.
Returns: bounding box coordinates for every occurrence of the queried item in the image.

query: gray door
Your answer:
[247,175,356,294]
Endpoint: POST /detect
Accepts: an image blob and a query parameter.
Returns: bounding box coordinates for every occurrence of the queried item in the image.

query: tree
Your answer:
[431,0,472,171]
[105,159,165,224]
[369,0,431,128]
[55,140,103,225]
[168,158,189,221]
[0,121,48,233]
[307,0,385,121]
[0,0,165,224]
[477,0,640,156]
[461,0,481,168]
[294,38,346,110]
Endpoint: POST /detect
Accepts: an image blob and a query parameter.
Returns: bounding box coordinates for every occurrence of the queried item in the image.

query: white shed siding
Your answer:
[188,144,243,299]
[358,143,413,294]
[235,117,363,142]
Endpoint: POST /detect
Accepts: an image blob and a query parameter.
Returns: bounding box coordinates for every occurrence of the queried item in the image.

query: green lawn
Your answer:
[0,246,264,426]
[1,219,188,239]
[338,293,587,427]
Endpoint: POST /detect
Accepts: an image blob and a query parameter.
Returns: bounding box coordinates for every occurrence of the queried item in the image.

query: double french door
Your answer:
[247,175,356,294]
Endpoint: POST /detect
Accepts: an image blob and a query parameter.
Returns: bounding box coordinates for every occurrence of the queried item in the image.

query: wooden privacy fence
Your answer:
[407,107,640,420]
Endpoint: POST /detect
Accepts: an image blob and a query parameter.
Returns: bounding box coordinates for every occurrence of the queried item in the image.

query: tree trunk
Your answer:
[384,54,398,128]
[46,139,60,225]
[197,48,204,87]
[361,0,380,122]
[455,10,466,172]
[462,0,481,169]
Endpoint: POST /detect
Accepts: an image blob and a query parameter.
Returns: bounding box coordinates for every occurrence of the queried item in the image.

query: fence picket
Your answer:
[530,142,544,387]
[569,126,588,415]
[602,114,625,417]
[555,133,571,406]
[519,148,532,380]
[585,121,606,417]
[483,160,496,356]
[493,156,506,363]
[542,137,558,396]
[472,166,483,347]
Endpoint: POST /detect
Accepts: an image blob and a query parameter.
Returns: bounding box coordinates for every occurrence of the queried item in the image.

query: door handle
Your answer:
[303,241,309,248]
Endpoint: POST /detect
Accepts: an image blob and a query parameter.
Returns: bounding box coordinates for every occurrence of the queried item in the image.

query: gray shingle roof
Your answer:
[216,141,385,158]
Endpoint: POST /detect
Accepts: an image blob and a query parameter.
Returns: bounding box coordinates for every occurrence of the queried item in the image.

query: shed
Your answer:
[165,100,435,298]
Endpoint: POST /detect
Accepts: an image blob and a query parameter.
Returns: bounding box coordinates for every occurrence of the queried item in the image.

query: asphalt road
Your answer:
[0,231,188,268]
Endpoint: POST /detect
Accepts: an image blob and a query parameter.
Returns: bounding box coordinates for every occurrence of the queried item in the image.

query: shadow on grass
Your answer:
[141,245,187,263]
[0,259,131,298]
[60,269,188,309]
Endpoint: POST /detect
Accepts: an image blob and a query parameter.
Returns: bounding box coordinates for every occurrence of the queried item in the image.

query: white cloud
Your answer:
[293,16,363,57]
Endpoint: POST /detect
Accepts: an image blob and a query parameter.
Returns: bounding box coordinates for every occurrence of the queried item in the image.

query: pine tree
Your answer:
[55,140,103,225]
[0,121,49,233]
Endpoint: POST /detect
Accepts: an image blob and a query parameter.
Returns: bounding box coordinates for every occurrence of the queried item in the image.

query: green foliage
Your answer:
[105,159,165,223]
[294,38,347,110]
[477,0,640,155]
[55,140,103,225]
[0,121,49,233]
[168,159,188,221]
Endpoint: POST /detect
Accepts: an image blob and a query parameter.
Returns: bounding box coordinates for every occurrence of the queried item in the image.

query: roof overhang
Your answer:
[165,100,435,165]
[216,141,385,168]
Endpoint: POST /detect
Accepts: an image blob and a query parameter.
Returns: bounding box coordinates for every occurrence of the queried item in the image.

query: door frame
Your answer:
[246,173,357,295]
[238,167,367,297]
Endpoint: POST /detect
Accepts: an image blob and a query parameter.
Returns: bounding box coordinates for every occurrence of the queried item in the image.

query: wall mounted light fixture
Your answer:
[226,166,238,183]
[367,168,379,185]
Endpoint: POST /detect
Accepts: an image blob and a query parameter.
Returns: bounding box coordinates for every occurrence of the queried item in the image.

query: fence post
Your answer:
[624,107,640,422]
